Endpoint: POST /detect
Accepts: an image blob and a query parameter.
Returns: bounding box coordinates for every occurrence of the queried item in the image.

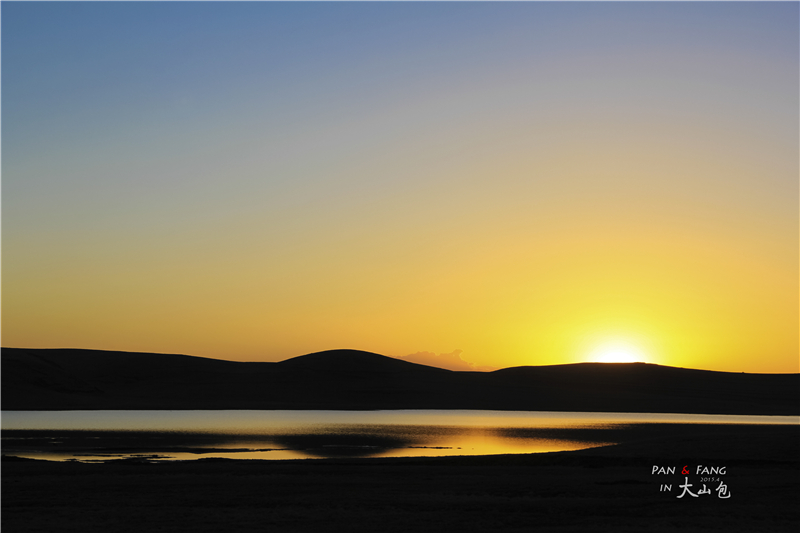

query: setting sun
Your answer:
[1,2,796,375]
[587,343,648,364]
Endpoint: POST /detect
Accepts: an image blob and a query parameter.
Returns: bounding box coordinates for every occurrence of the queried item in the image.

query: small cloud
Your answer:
[396,350,497,372]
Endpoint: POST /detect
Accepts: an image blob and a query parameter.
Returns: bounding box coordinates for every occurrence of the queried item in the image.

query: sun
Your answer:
[587,342,647,363]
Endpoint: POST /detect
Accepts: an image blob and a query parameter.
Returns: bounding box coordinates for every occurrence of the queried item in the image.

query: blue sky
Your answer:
[2,1,798,372]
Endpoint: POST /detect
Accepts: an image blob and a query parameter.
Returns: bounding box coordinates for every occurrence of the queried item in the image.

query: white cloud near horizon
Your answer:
[396,350,497,372]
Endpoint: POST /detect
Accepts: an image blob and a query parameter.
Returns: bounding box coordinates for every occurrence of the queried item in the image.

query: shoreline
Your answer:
[4,413,798,464]
[3,424,798,532]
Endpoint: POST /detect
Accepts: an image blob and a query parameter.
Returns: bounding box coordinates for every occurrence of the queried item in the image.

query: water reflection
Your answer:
[270,431,420,458]
[2,425,613,462]
[2,410,795,462]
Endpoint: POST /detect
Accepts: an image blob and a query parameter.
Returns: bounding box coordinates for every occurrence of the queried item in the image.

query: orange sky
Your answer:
[2,2,798,373]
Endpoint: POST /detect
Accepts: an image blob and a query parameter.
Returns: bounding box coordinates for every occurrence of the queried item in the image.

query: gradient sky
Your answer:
[2,1,798,373]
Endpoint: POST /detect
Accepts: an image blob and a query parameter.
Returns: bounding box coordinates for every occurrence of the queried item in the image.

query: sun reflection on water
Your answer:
[2,410,795,462]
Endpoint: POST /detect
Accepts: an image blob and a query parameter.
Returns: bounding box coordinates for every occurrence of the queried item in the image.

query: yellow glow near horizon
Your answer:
[586,341,649,364]
[1,3,797,375]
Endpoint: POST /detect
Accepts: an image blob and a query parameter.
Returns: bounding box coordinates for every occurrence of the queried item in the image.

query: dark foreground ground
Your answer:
[3,423,798,532]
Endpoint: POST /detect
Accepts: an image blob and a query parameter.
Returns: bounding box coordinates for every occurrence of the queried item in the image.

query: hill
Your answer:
[2,347,797,414]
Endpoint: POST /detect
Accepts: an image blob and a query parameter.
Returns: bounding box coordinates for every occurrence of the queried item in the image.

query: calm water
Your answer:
[2,410,796,462]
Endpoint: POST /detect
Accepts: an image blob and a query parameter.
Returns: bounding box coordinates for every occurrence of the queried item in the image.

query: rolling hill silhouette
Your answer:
[2,347,797,414]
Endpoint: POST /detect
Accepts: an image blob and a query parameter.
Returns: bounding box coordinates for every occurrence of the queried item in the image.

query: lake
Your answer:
[2,410,796,462]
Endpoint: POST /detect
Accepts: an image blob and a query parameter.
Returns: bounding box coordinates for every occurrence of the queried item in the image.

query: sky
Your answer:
[2,1,798,373]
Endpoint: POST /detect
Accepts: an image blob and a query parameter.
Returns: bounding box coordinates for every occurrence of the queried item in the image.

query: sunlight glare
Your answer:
[588,342,647,363]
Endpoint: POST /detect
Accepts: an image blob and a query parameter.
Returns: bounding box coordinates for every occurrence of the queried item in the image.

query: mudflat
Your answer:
[3,423,798,532]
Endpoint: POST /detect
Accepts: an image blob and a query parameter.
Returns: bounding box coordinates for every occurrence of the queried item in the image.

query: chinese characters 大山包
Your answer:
[676,476,731,499]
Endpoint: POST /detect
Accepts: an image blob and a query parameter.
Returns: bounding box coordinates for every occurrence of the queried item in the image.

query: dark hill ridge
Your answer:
[277,349,451,374]
[1,347,797,414]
